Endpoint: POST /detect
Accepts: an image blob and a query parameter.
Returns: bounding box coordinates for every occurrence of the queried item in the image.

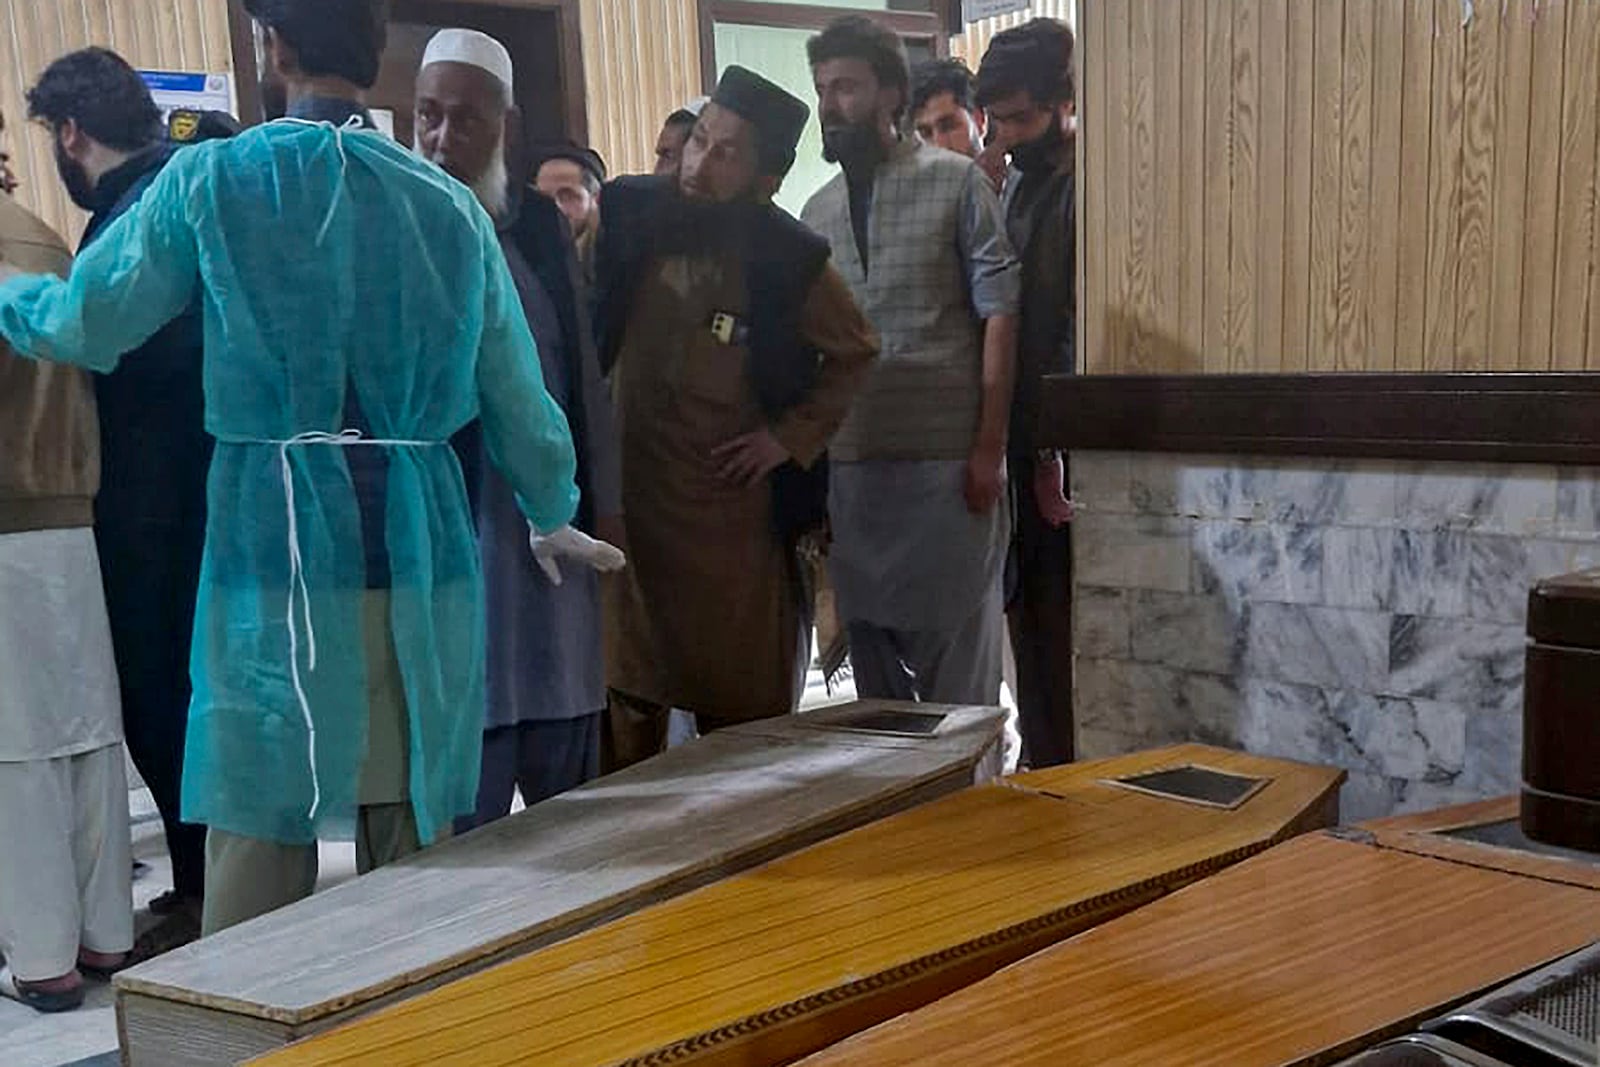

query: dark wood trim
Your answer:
[226,0,264,125]
[708,1,943,37]
[227,0,587,141]
[1041,373,1600,465]
[549,0,588,145]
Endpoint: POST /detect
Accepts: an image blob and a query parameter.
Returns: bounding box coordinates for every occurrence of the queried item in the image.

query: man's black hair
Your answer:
[806,15,911,124]
[26,48,160,152]
[663,108,699,130]
[975,17,1075,110]
[243,0,389,90]
[911,58,976,118]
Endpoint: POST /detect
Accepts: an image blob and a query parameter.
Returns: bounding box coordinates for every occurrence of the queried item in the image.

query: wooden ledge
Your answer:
[1041,373,1600,464]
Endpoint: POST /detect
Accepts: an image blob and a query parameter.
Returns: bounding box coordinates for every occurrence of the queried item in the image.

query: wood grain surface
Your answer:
[796,831,1600,1067]
[248,746,1342,1067]
[1083,0,1600,373]
[114,702,1002,1063]
[1357,795,1600,891]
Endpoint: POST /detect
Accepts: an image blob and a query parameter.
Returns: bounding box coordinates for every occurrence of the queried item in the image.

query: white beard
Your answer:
[417,134,510,221]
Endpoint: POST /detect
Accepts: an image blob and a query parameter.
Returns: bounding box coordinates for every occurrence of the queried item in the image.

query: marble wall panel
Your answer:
[1128,590,1243,675]
[1075,658,1239,748]
[1070,452,1132,515]
[1244,604,1391,691]
[1554,469,1600,539]
[1075,514,1193,592]
[1393,463,1559,535]
[1461,706,1523,797]
[1068,450,1598,818]
[1075,586,1132,659]
[1193,522,1323,606]
[1321,527,1395,611]
[1388,615,1525,713]
[1390,530,1471,617]
[1467,537,1600,625]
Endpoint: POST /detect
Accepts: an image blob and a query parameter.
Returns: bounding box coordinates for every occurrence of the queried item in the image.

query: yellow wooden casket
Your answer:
[795,799,1600,1067]
[250,744,1343,1067]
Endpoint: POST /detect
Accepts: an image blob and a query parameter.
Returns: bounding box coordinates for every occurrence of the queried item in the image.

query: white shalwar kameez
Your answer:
[0,527,132,980]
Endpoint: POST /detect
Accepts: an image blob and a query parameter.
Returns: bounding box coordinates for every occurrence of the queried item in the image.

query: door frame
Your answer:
[698,1,950,94]
[227,0,588,142]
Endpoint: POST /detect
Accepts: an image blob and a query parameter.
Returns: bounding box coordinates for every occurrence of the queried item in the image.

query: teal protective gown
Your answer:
[0,120,578,846]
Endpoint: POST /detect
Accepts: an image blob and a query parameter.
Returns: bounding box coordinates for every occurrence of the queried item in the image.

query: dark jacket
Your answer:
[1003,163,1075,457]
[593,175,833,540]
[454,189,614,534]
[82,144,212,529]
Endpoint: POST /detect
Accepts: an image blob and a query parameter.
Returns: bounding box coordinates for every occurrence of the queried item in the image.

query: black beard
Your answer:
[653,187,759,257]
[54,142,96,211]
[1012,120,1066,174]
[820,121,883,167]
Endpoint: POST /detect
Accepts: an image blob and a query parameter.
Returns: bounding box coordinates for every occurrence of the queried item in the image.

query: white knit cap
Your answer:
[421,28,514,99]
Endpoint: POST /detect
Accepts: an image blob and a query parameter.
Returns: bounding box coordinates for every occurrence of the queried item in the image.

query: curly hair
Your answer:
[243,0,389,90]
[807,14,911,123]
[26,48,160,152]
[975,18,1075,109]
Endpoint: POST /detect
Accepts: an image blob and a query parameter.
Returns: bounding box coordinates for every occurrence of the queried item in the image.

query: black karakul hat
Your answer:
[533,141,608,183]
[711,64,810,176]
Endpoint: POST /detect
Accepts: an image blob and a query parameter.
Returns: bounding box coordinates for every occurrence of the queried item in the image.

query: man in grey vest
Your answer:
[802,15,1021,708]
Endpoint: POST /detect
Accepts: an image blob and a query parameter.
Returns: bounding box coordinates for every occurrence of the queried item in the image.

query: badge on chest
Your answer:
[709,311,750,346]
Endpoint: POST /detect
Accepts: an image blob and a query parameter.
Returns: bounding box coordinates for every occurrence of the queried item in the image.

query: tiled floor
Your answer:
[0,791,361,1067]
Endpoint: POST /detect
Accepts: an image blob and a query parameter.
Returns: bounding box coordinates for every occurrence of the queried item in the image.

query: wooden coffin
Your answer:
[115,701,1005,1067]
[1523,569,1600,850]
[248,744,1343,1067]
[794,829,1600,1067]
[1360,795,1600,890]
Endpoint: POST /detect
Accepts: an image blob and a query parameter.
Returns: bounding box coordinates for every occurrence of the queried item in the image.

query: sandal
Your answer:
[0,964,85,1014]
[77,953,130,983]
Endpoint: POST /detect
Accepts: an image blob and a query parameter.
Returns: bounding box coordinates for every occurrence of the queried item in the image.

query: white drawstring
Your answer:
[270,429,441,824]
[274,114,369,245]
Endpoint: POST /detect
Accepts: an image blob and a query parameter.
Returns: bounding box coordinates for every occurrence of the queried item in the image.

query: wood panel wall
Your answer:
[0,0,233,245]
[1081,0,1600,374]
[578,0,702,179]
[952,0,1075,67]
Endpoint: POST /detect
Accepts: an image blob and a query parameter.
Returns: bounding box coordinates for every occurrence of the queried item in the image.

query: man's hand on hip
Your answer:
[712,429,791,488]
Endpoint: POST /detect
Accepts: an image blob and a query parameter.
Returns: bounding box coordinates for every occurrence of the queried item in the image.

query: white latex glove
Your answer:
[528,524,627,586]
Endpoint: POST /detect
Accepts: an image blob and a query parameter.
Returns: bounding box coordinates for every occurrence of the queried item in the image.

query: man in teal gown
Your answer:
[0,0,612,933]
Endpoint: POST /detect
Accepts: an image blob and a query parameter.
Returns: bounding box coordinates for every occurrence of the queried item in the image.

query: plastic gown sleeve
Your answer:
[0,161,197,372]
[474,213,581,533]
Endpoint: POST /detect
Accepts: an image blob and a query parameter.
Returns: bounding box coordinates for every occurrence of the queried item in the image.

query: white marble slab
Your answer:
[1394,462,1559,534]
[1074,586,1131,659]
[1244,603,1391,691]
[1075,514,1193,592]
[1127,590,1242,675]
[1067,448,1599,819]
[1193,521,1324,606]
[1387,615,1525,713]
[1390,529,1470,617]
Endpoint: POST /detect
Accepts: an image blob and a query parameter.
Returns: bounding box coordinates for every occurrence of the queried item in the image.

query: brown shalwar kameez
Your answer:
[605,252,875,731]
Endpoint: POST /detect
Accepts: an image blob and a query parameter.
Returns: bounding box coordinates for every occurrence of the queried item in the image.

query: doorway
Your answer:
[697,2,948,215]
[228,0,586,163]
